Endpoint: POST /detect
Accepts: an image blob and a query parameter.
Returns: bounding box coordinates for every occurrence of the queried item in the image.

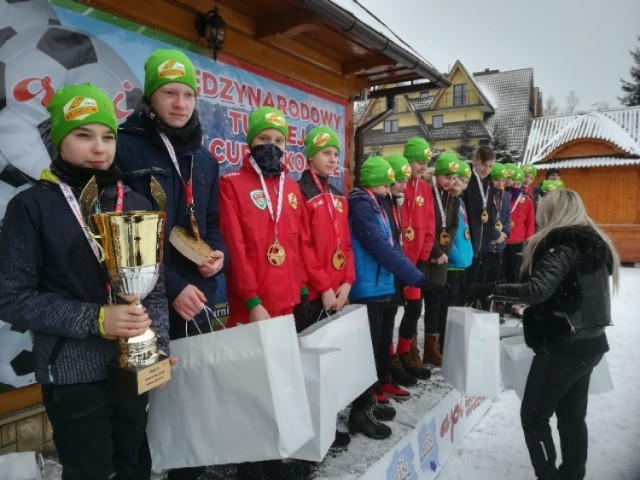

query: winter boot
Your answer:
[400,337,431,379]
[371,381,390,404]
[348,401,392,440]
[410,335,431,374]
[423,333,443,366]
[389,354,418,386]
[331,429,351,448]
[372,396,396,421]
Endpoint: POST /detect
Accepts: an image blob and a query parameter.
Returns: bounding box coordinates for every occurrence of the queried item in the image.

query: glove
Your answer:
[416,259,429,277]
[465,282,496,303]
[421,278,449,300]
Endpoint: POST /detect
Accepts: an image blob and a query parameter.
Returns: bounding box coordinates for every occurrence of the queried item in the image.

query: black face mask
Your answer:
[250,143,284,177]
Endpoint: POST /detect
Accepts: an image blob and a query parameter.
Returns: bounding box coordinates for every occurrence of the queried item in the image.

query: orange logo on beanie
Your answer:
[313,132,331,147]
[401,164,412,176]
[158,59,186,79]
[265,112,286,127]
[63,96,99,121]
[424,148,432,160]
[450,161,460,172]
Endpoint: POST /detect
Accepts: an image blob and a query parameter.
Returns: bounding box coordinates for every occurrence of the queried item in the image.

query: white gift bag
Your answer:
[500,334,534,399]
[501,335,614,400]
[147,314,313,469]
[298,305,377,411]
[0,452,41,480]
[291,347,340,462]
[442,306,500,397]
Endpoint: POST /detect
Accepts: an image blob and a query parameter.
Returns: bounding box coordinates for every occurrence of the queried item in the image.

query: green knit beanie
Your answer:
[435,152,461,176]
[541,179,563,193]
[402,137,432,163]
[512,167,525,183]
[247,106,288,146]
[502,163,517,179]
[305,125,340,159]
[47,83,117,150]
[360,156,395,187]
[522,164,537,176]
[456,159,472,179]
[386,154,411,181]
[490,163,507,180]
[144,49,197,98]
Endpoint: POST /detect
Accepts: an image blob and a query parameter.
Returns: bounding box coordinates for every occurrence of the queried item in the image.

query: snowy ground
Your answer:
[42,267,640,479]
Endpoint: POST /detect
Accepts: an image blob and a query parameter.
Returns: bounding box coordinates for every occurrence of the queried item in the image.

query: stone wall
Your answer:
[0,405,54,455]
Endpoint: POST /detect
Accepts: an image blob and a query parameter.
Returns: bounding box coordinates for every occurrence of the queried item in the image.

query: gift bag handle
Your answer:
[317,306,346,323]
[185,305,225,337]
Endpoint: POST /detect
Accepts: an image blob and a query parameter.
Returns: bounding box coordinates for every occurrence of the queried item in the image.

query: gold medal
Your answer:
[404,226,415,242]
[439,230,451,246]
[332,248,346,270]
[511,220,515,229]
[464,228,471,240]
[495,220,503,232]
[481,209,489,223]
[267,240,286,267]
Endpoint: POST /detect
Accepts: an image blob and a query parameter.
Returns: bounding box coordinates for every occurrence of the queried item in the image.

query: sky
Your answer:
[363,0,640,112]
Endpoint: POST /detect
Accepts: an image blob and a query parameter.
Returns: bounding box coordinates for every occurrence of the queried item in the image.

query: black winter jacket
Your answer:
[116,112,228,337]
[0,176,170,384]
[462,172,500,256]
[494,225,612,354]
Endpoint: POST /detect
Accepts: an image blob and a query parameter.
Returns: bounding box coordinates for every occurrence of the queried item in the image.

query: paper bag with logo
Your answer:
[290,347,340,462]
[147,314,313,469]
[298,305,377,411]
[442,306,500,398]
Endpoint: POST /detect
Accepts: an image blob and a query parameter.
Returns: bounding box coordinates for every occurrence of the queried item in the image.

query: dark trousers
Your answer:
[479,252,503,310]
[521,351,603,480]
[367,302,396,381]
[503,243,524,284]
[293,297,331,333]
[399,298,421,339]
[424,262,447,334]
[42,380,150,480]
[467,254,483,285]
[446,269,466,307]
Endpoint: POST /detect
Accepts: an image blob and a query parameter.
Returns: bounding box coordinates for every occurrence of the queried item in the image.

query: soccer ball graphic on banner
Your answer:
[0,320,36,388]
[0,0,60,47]
[0,24,143,180]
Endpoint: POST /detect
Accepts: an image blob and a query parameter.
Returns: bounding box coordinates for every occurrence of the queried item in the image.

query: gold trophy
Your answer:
[81,177,171,395]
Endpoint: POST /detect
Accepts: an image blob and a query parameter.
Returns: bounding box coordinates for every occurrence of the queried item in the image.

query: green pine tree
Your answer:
[455,122,475,160]
[619,36,640,107]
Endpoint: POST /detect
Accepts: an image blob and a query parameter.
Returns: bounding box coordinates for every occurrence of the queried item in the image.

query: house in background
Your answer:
[523,106,640,262]
[359,60,542,158]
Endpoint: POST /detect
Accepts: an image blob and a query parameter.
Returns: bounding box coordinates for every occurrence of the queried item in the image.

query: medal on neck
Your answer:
[404,178,419,242]
[404,226,415,242]
[250,157,287,267]
[475,170,490,224]
[439,229,451,246]
[495,219,503,232]
[432,177,451,246]
[309,168,345,270]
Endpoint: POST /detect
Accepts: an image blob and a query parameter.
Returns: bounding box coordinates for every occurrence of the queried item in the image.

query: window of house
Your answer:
[453,84,467,106]
[432,115,443,129]
[383,119,399,133]
[420,91,430,100]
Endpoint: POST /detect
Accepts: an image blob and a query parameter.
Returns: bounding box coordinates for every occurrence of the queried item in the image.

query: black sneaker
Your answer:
[331,429,351,448]
[390,354,418,386]
[348,405,392,439]
[399,353,431,380]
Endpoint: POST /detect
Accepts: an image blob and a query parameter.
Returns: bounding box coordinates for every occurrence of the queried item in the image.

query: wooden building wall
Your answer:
[533,167,640,262]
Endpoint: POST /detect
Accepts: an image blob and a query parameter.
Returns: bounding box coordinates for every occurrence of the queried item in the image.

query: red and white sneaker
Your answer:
[380,381,411,401]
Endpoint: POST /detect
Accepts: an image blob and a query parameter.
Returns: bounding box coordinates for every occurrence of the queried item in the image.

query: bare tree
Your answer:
[591,101,611,110]
[544,95,560,116]
[564,91,580,114]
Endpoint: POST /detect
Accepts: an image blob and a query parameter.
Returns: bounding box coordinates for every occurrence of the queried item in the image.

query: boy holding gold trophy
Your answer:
[0,83,170,479]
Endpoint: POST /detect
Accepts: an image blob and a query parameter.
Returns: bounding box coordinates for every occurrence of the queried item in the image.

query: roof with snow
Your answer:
[365,121,490,146]
[473,67,536,155]
[523,106,640,167]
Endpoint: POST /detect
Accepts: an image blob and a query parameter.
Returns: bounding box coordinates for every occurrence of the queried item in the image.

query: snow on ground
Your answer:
[42,267,640,479]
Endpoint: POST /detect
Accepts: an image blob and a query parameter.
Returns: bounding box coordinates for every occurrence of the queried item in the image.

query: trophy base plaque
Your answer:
[108,355,172,395]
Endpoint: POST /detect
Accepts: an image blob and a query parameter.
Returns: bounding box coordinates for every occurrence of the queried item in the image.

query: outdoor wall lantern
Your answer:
[195,5,226,60]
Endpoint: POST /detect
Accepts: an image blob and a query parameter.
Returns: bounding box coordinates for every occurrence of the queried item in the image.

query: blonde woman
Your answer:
[467,189,619,480]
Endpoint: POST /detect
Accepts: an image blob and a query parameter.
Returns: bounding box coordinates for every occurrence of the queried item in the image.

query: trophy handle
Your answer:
[79,176,105,262]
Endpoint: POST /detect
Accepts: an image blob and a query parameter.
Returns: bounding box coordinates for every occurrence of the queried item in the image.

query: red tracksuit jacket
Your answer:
[297,169,355,301]
[400,177,436,299]
[219,160,312,326]
[507,193,535,244]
